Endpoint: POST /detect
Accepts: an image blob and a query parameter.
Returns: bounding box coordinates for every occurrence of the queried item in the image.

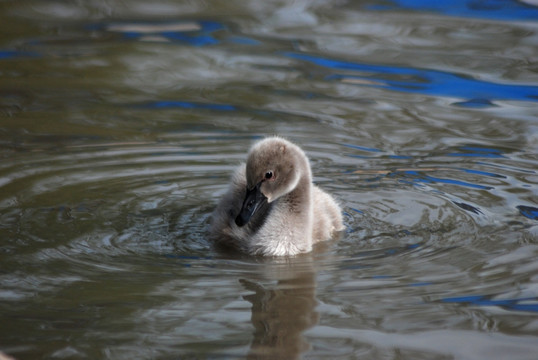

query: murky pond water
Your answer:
[1,1,538,359]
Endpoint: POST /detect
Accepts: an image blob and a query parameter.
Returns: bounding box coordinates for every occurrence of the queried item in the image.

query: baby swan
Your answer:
[210,137,344,256]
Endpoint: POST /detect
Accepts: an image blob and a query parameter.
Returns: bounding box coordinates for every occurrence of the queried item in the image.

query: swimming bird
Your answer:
[210,137,344,256]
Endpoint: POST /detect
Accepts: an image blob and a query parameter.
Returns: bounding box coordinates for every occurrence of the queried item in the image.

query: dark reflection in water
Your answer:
[242,257,318,360]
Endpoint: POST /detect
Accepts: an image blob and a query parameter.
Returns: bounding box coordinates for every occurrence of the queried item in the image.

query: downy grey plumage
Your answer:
[210,137,344,256]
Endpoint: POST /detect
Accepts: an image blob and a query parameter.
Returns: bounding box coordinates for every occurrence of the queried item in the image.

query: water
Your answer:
[1,1,537,359]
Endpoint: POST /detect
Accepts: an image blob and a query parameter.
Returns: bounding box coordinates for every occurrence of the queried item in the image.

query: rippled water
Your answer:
[1,1,538,359]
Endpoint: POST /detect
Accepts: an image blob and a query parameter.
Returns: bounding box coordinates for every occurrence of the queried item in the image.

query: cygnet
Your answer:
[210,137,344,256]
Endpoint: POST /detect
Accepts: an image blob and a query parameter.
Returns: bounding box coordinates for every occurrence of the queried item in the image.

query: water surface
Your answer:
[1,1,537,359]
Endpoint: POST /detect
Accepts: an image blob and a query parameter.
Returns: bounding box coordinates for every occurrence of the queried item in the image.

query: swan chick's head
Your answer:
[246,137,305,203]
[235,137,308,227]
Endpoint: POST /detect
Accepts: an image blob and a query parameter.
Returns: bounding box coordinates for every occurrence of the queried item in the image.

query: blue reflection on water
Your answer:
[284,52,538,102]
[366,0,538,21]
[229,36,262,45]
[401,170,493,190]
[442,294,538,312]
[161,21,222,46]
[517,205,538,220]
[458,168,505,178]
[0,50,39,59]
[99,20,224,46]
[447,146,506,158]
[452,98,497,108]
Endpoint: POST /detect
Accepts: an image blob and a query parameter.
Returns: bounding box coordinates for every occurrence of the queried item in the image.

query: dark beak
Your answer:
[235,182,266,227]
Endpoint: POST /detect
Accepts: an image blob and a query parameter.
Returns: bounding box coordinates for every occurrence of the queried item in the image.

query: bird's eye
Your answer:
[265,171,273,180]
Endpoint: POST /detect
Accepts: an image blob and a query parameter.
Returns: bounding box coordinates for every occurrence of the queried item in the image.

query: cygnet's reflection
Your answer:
[241,255,319,360]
